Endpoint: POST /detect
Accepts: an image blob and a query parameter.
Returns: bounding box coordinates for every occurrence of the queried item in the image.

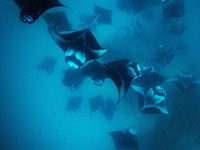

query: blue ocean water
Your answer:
[1,0,200,150]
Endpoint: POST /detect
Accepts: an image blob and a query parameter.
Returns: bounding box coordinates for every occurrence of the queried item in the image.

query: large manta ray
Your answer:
[43,11,73,33]
[85,60,142,103]
[14,0,65,24]
[151,45,180,65]
[133,66,168,89]
[109,128,139,150]
[50,29,107,68]
[132,85,169,114]
[166,72,200,94]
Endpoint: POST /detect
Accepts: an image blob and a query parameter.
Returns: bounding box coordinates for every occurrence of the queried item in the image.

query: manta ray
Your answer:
[65,96,82,112]
[116,0,160,14]
[166,72,200,94]
[50,29,107,68]
[151,45,180,65]
[37,57,57,74]
[132,85,169,114]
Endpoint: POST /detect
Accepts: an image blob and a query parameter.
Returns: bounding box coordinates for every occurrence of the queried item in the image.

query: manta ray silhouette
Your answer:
[151,45,180,65]
[62,68,86,91]
[89,95,104,113]
[109,128,139,150]
[166,72,200,94]
[37,57,57,74]
[65,96,82,112]
[116,0,160,14]
[99,98,116,121]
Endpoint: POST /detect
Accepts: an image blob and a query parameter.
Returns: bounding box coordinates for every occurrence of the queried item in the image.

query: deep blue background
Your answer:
[1,0,200,149]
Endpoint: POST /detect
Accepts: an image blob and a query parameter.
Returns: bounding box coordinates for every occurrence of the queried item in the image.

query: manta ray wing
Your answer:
[131,85,146,110]
[104,59,141,103]
[94,4,112,25]
[43,11,73,33]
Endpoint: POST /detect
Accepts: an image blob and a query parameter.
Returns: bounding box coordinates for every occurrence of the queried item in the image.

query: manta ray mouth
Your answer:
[129,128,137,136]
[21,15,34,24]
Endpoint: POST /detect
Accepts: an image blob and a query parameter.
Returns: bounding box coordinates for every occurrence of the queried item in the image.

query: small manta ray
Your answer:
[65,96,82,112]
[151,45,180,65]
[86,59,142,103]
[94,4,112,25]
[14,0,65,24]
[109,128,139,150]
[116,0,159,14]
[50,29,107,68]
[37,56,57,74]
[132,85,169,114]
[134,66,168,89]
[99,98,116,121]
[167,20,187,36]
[163,0,184,18]
[166,72,200,94]
[62,68,86,90]
[43,11,73,33]
[89,95,104,113]
[123,16,146,39]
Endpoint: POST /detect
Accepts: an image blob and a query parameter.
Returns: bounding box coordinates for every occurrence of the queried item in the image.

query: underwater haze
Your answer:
[1,0,200,150]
